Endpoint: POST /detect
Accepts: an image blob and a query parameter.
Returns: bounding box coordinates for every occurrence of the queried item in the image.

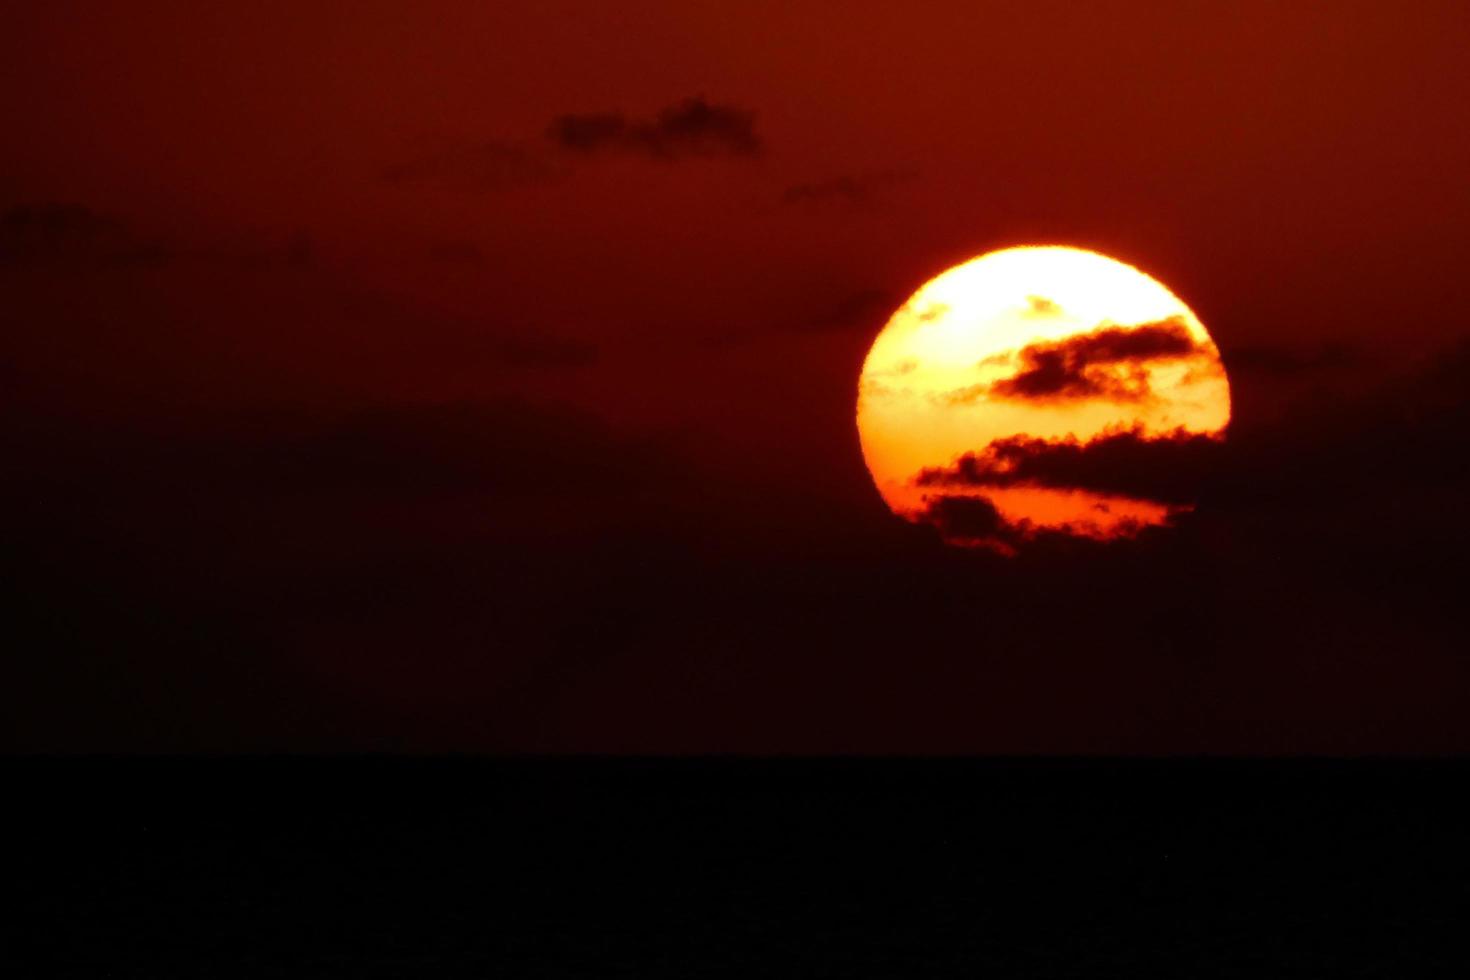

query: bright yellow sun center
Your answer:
[856,245,1231,549]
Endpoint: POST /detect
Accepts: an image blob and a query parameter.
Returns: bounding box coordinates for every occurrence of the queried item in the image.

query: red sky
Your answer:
[4,2,1470,751]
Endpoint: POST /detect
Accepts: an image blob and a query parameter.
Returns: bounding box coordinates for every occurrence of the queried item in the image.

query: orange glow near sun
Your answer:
[857,246,1231,549]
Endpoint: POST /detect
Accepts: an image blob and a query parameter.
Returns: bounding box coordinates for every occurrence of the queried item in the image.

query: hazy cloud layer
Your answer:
[1,202,169,269]
[315,294,602,377]
[9,338,1470,751]
[424,240,486,265]
[797,288,895,333]
[477,334,599,369]
[1,202,314,271]
[240,400,668,499]
[1223,341,1359,378]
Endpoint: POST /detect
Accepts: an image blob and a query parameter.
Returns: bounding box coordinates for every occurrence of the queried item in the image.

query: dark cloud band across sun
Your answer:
[914,426,1226,505]
[986,317,1216,404]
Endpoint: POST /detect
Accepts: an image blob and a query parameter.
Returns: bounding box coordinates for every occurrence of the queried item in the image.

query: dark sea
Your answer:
[7,759,1466,977]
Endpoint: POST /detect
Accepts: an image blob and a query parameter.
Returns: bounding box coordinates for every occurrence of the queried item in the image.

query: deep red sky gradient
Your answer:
[4,2,1470,751]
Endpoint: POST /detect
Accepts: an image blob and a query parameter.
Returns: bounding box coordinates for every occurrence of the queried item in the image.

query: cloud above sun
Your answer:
[384,96,762,191]
[547,97,762,159]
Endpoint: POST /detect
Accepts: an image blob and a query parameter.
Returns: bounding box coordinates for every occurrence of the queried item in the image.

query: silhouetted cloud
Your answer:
[547,97,762,159]
[985,317,1213,403]
[383,98,760,192]
[916,426,1227,504]
[382,140,562,191]
[917,495,1010,541]
[781,169,917,208]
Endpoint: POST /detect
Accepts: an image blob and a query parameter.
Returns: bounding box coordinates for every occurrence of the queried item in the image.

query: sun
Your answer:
[856,245,1231,550]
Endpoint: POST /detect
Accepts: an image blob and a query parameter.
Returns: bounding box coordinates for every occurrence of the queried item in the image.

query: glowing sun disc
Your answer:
[856,245,1230,549]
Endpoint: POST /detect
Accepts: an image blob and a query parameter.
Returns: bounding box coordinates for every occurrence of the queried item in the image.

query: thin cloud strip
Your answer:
[547,96,762,159]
